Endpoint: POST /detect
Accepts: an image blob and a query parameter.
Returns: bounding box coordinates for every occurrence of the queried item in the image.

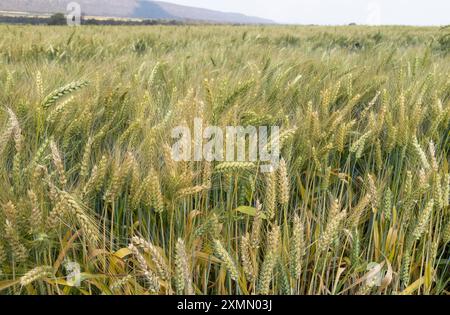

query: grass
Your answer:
[0,24,449,295]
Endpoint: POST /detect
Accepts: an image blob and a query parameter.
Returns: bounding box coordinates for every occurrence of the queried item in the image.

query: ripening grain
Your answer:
[0,25,449,295]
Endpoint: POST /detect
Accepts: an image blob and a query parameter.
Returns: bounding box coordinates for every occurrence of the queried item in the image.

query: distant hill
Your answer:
[0,0,274,24]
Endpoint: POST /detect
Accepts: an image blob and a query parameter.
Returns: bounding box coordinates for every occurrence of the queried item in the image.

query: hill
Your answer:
[0,0,274,24]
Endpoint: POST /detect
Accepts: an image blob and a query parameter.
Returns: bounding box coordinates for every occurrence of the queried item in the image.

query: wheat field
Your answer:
[0,25,449,295]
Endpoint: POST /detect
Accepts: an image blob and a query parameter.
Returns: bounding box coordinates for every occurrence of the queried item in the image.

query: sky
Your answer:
[164,0,450,25]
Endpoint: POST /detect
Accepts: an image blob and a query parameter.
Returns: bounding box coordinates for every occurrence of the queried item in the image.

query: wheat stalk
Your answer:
[257,225,280,295]
[278,158,290,207]
[240,233,256,282]
[42,80,88,108]
[132,236,170,281]
[175,238,193,295]
[20,266,54,286]
[128,243,160,293]
[213,239,239,281]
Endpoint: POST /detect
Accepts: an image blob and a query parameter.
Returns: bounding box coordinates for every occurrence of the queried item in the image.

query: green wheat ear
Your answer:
[42,80,89,108]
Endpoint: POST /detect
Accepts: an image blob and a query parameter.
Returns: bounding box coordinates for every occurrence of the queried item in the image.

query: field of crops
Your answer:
[0,25,449,295]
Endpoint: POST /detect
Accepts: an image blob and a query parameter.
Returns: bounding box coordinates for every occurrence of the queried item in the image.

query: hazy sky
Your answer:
[165,0,450,25]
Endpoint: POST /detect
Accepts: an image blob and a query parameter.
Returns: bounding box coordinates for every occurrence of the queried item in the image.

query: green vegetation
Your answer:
[48,13,67,26]
[0,25,449,295]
